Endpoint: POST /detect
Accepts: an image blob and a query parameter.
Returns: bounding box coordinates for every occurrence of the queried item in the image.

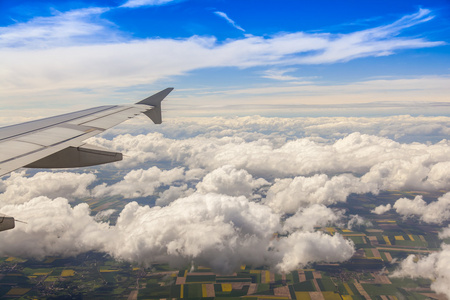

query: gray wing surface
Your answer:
[0,88,173,178]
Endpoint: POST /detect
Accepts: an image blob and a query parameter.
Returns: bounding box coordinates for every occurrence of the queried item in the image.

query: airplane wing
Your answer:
[0,87,173,231]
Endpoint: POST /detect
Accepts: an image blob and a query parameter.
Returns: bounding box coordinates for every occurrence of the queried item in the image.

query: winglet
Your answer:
[137,88,173,124]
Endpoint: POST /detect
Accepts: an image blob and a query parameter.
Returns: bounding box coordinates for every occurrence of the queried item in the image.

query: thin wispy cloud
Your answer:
[214,11,245,32]
[262,69,306,82]
[121,0,177,8]
[0,7,444,110]
[0,7,116,48]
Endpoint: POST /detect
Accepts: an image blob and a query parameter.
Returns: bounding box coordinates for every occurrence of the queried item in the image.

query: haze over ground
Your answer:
[1,0,450,298]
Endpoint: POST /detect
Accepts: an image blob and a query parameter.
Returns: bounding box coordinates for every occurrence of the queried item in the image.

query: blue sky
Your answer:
[0,0,449,119]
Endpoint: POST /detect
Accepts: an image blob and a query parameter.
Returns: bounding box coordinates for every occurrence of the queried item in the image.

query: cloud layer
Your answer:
[1,115,450,281]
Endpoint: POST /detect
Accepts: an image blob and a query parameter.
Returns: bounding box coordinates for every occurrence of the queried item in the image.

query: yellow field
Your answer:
[295,292,311,300]
[61,270,75,277]
[6,288,30,295]
[395,236,405,241]
[343,283,354,295]
[265,270,271,283]
[383,236,391,245]
[44,276,58,282]
[326,227,335,235]
[99,269,119,273]
[202,284,207,297]
[222,284,232,292]
[408,234,415,241]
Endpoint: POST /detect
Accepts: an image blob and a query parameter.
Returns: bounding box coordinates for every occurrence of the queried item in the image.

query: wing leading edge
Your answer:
[0,87,173,232]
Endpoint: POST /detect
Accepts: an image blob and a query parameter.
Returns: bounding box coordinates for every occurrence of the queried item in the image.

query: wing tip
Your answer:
[136,87,174,106]
[138,88,174,124]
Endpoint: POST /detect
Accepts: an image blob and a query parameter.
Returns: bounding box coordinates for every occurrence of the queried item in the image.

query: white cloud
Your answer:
[261,68,309,82]
[196,165,268,197]
[371,204,392,215]
[2,115,450,274]
[347,214,372,230]
[283,204,345,232]
[214,11,245,32]
[106,194,281,272]
[94,209,116,222]
[0,171,95,206]
[108,193,356,273]
[439,226,450,239]
[393,193,450,224]
[93,131,450,185]
[392,244,450,298]
[156,184,194,206]
[264,174,375,214]
[0,190,357,273]
[0,7,115,48]
[0,197,110,258]
[121,0,176,8]
[0,8,443,104]
[92,166,185,198]
[274,231,354,273]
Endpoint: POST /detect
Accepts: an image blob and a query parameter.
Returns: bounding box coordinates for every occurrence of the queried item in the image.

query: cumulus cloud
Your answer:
[94,209,116,222]
[0,171,95,206]
[196,165,268,197]
[106,193,281,273]
[0,197,109,258]
[439,226,450,239]
[264,174,375,214]
[156,185,194,206]
[105,115,450,144]
[108,194,355,273]
[347,215,372,230]
[371,203,392,215]
[3,115,450,274]
[283,204,345,232]
[361,154,450,192]
[92,166,185,198]
[0,191,357,273]
[92,131,450,187]
[393,193,450,224]
[392,245,450,298]
[274,232,354,273]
